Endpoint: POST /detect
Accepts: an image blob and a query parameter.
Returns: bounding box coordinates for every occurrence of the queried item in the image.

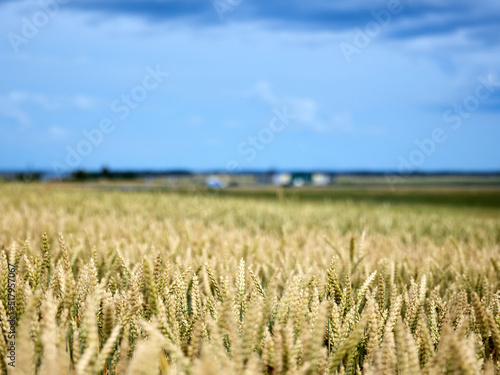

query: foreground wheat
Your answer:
[0,233,499,374]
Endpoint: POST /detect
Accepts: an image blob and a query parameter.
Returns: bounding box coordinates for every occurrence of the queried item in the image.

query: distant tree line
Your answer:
[69,168,192,181]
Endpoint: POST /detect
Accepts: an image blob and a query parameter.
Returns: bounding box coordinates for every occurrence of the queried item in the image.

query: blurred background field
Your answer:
[4,172,499,209]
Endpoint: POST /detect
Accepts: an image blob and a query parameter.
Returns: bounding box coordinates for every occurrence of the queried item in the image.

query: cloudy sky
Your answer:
[1,0,499,173]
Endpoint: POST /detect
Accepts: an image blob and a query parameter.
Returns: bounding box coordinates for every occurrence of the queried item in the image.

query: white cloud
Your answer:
[48,125,69,140]
[224,80,277,105]
[0,91,62,127]
[0,91,101,128]
[0,96,31,126]
[228,82,361,134]
[9,91,60,110]
[330,112,354,133]
[74,95,96,111]
[253,81,277,105]
[288,98,330,133]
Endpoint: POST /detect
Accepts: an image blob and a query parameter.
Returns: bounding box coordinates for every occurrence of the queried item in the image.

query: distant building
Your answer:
[206,175,226,189]
[273,172,331,187]
[273,173,291,186]
[256,171,275,185]
[312,173,330,186]
[290,173,312,187]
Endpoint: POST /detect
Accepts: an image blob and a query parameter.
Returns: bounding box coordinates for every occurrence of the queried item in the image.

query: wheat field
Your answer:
[1,184,500,374]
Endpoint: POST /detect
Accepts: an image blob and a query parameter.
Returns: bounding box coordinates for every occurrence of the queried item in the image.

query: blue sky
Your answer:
[1,0,500,173]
